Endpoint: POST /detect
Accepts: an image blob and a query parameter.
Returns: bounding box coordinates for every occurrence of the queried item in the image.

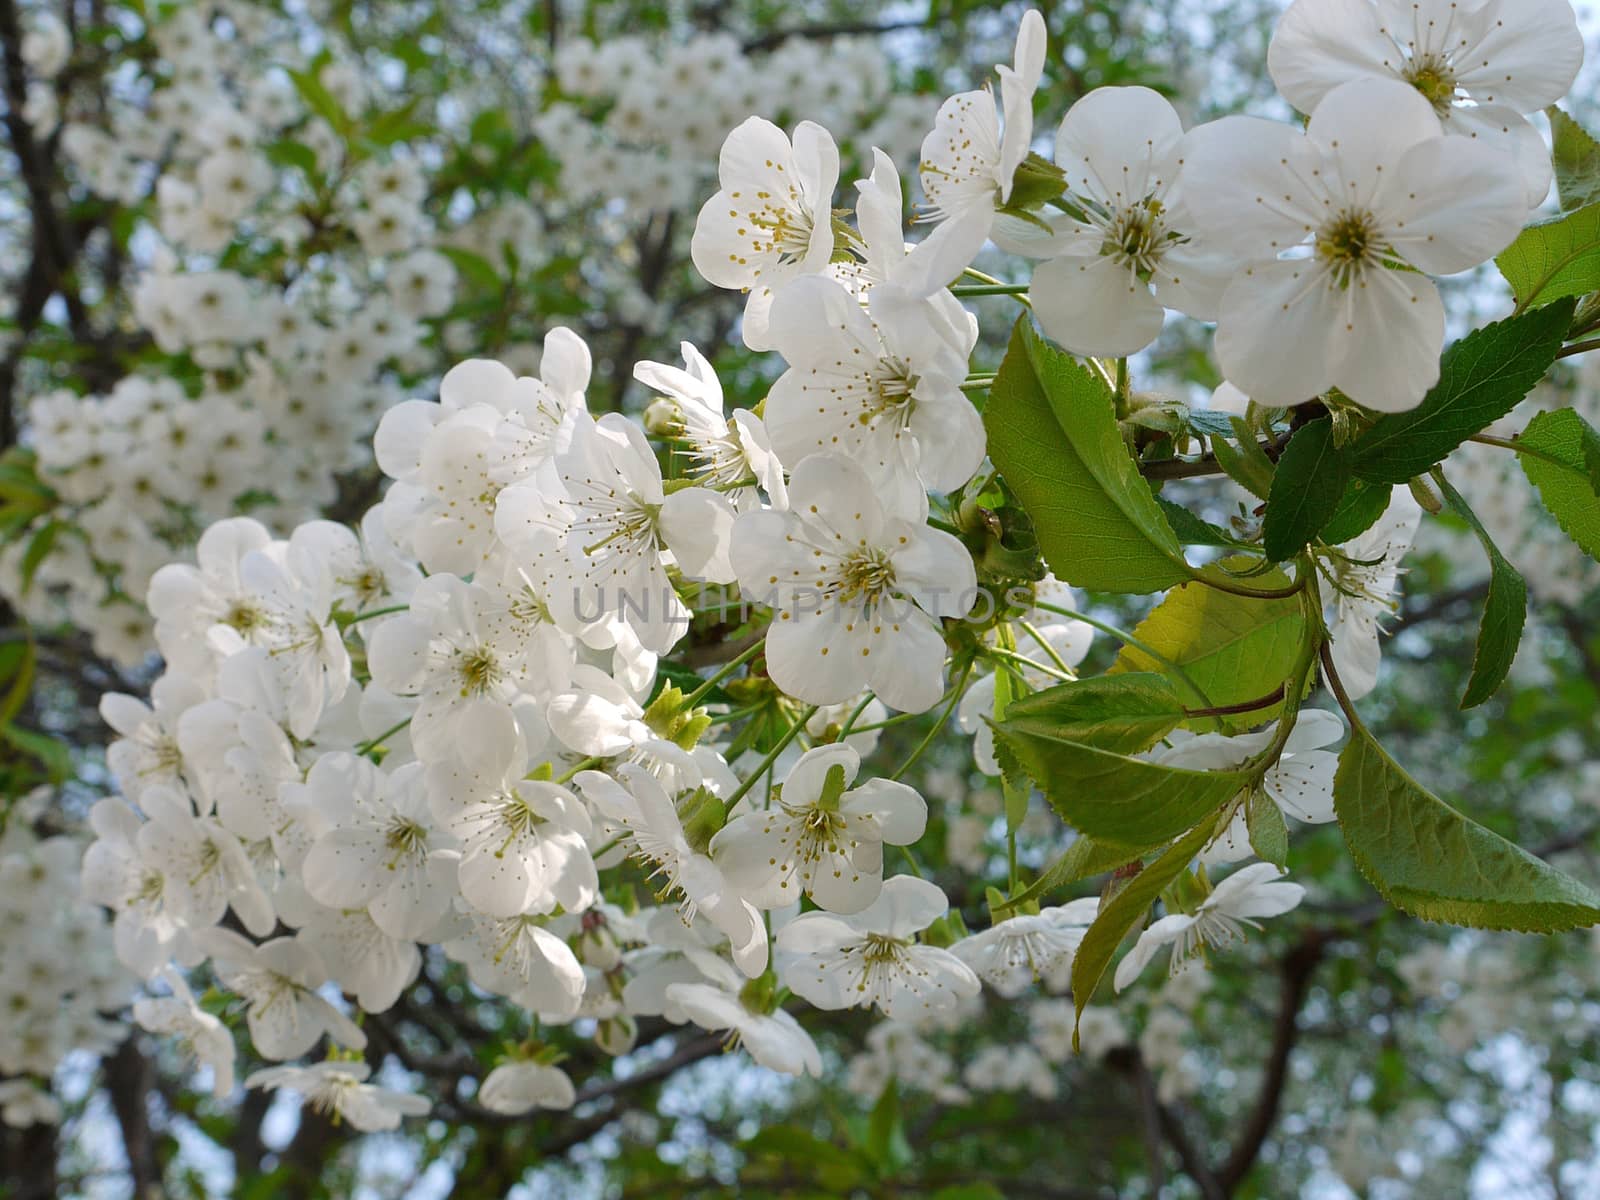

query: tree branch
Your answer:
[1216,930,1331,1194]
[742,18,927,54]
[102,1037,160,1198]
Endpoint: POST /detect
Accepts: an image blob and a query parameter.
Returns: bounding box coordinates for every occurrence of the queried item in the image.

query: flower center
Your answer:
[385,818,428,860]
[861,933,907,965]
[867,361,919,423]
[1315,210,1381,288]
[1403,53,1458,114]
[494,791,546,843]
[455,646,502,696]
[837,547,896,604]
[223,599,270,635]
[1102,201,1168,276]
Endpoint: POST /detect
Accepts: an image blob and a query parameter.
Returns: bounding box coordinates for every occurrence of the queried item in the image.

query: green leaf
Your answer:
[1,724,72,784]
[0,641,35,729]
[1068,820,1214,1037]
[1435,473,1527,709]
[437,245,502,292]
[263,139,319,178]
[743,1127,866,1189]
[1183,408,1242,439]
[1210,417,1276,500]
[365,99,427,147]
[1319,478,1390,545]
[1517,407,1600,560]
[984,321,1191,593]
[996,835,1145,913]
[994,720,1248,848]
[1334,723,1600,931]
[863,1079,904,1168]
[1246,788,1289,870]
[18,520,62,594]
[1155,496,1244,547]
[288,61,353,138]
[1350,300,1576,484]
[1496,206,1600,311]
[1549,106,1600,213]
[1263,419,1350,560]
[1110,577,1306,732]
[999,673,1187,756]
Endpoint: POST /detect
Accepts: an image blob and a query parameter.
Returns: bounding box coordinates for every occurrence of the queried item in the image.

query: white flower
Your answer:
[776,875,980,1019]
[136,784,276,939]
[1113,863,1305,991]
[1025,86,1232,356]
[544,663,699,789]
[904,9,1047,296]
[1267,0,1583,205]
[443,775,597,920]
[146,517,274,675]
[366,573,566,762]
[297,756,459,940]
[289,512,422,620]
[763,274,984,510]
[195,929,367,1060]
[1151,709,1346,865]
[81,797,195,977]
[576,765,769,977]
[667,974,823,1077]
[0,1080,61,1128]
[731,454,976,713]
[441,911,587,1017]
[100,672,207,805]
[246,1061,429,1132]
[295,907,421,1013]
[228,543,352,739]
[1183,78,1528,412]
[477,1060,577,1114]
[711,743,926,913]
[20,14,71,79]
[691,117,839,350]
[952,898,1101,998]
[1323,485,1423,700]
[132,968,235,1097]
[634,341,787,509]
[496,412,736,654]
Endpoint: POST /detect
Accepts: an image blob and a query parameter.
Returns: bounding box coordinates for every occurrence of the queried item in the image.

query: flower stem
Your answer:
[553,756,603,785]
[343,603,409,626]
[681,640,764,709]
[836,692,878,739]
[354,718,410,757]
[1017,619,1073,675]
[890,663,974,782]
[950,283,1029,297]
[986,646,1072,683]
[723,704,820,809]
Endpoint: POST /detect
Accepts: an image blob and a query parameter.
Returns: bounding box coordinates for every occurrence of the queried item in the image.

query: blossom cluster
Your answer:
[539,31,934,213]
[59,0,1591,1138]
[4,4,935,668]
[0,790,132,1126]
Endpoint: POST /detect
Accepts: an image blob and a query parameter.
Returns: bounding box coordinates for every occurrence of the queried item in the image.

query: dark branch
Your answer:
[1216,930,1330,1193]
[742,18,927,54]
